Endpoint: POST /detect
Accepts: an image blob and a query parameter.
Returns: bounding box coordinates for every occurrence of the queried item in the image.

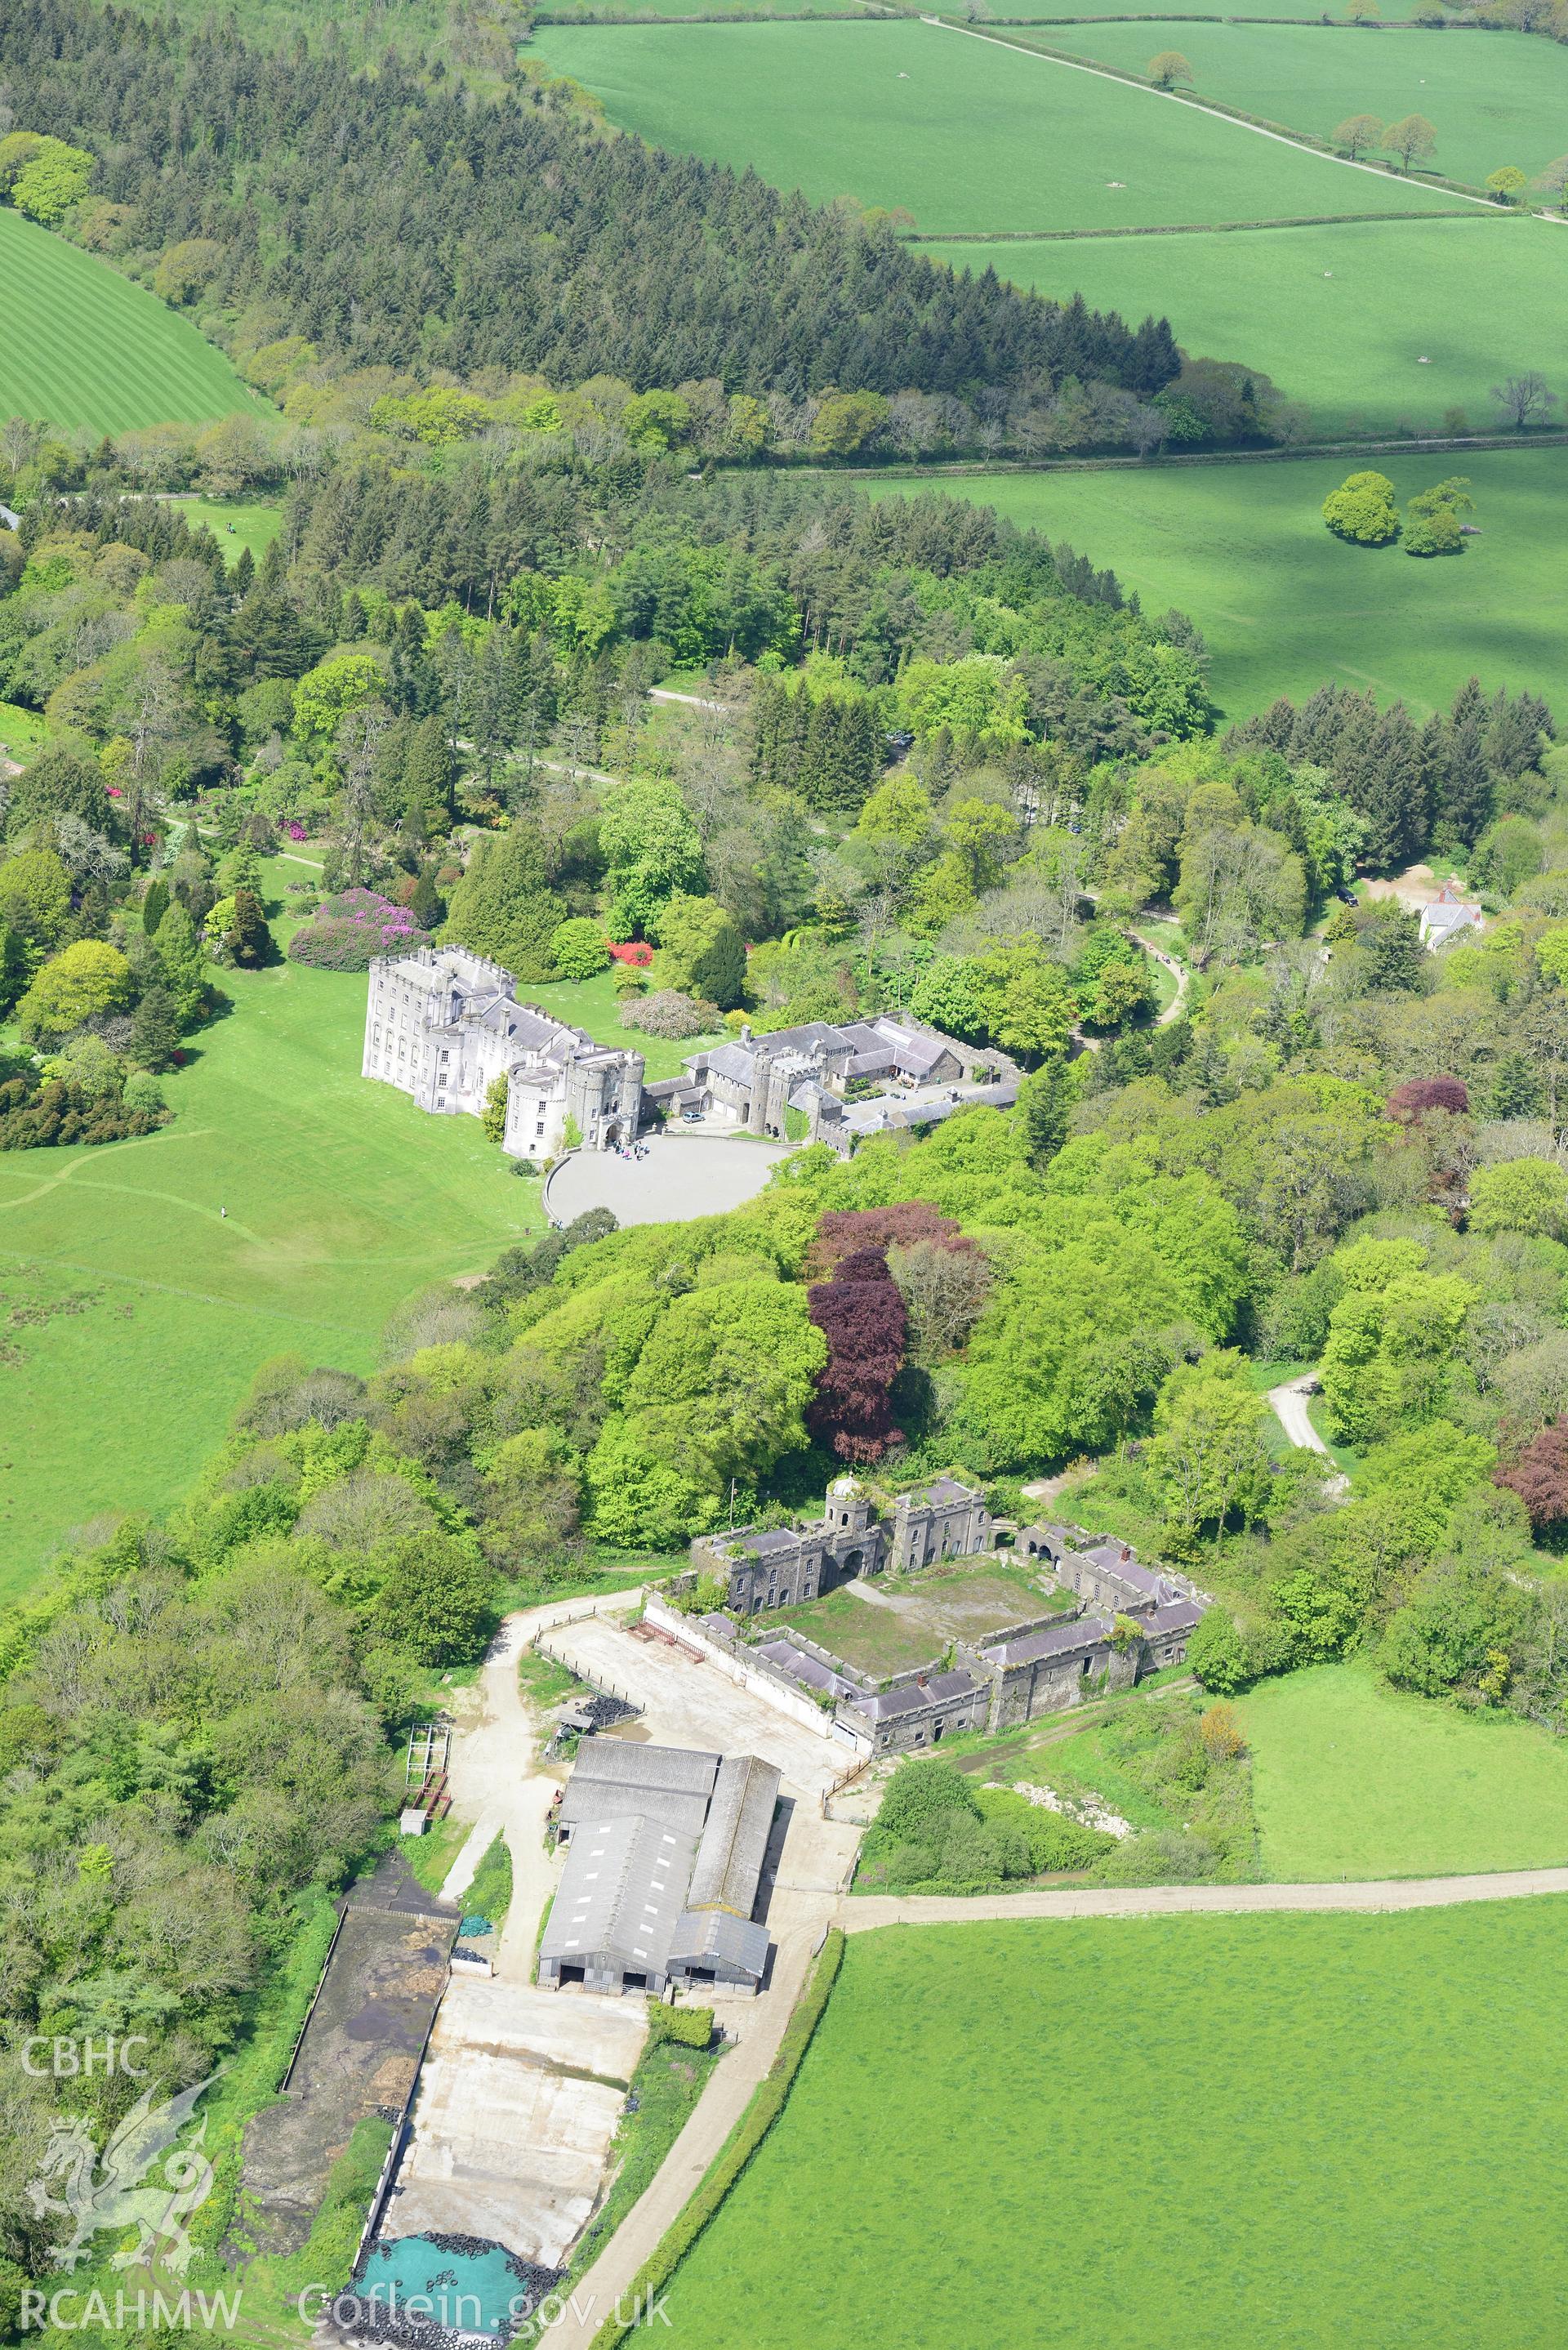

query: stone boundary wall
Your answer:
[643,1595,872,1753]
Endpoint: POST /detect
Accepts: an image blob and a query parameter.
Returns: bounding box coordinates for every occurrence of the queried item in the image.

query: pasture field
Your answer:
[870,446,1568,719]
[541,0,869,15]
[658,1906,1568,2347]
[929,213,1566,435]
[1240,1662,1568,1879]
[0,925,539,1596]
[942,0,1443,17]
[0,207,269,434]
[1040,19,1568,187]
[532,20,1456,232]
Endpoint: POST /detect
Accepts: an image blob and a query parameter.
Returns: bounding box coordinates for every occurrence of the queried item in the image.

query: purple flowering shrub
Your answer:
[287,888,433,971]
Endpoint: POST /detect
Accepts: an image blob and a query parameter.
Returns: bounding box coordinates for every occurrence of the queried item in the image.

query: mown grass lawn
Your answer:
[519,969,725,1079]
[936,211,1568,438]
[162,494,284,567]
[532,19,1453,234]
[1239,1661,1568,1879]
[877,445,1568,720]
[0,207,270,433]
[658,1905,1568,2348]
[1041,20,1568,188]
[0,933,538,1598]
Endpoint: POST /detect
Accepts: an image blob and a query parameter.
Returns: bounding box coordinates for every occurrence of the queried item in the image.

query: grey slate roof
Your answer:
[1144,1599,1204,1637]
[667,1906,772,1981]
[738,1527,800,1558]
[541,1813,700,1976]
[849,1668,981,1723]
[755,1637,858,1701]
[898,1478,977,1510]
[982,1616,1113,1669]
[686,1755,779,1916]
[702,1042,755,1085]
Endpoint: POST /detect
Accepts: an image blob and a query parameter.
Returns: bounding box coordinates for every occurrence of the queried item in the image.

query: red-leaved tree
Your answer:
[805,1202,978,1280]
[1388,1075,1469,1123]
[1496,1420,1568,1532]
[807,1246,907,1462]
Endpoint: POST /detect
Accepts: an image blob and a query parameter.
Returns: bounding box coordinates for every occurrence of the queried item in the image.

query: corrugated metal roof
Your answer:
[558,1741,719,1838]
[541,1813,700,1974]
[685,1755,779,1917]
[569,1742,720,1795]
[668,1906,772,1979]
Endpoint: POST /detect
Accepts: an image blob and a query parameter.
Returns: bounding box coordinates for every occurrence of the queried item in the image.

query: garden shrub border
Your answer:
[586,1927,846,2350]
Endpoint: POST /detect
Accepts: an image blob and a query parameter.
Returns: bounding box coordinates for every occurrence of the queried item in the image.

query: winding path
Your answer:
[1267,1369,1349,1495]
[1129,922,1188,1028]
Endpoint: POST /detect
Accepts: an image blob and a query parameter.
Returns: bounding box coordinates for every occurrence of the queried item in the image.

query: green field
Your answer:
[1042,20,1566,187]
[872,446,1568,719]
[532,20,1458,232]
[0,702,44,761]
[942,0,1446,18]
[0,208,270,434]
[0,934,539,1596]
[161,497,284,566]
[1241,1662,1568,1879]
[931,213,1568,435]
[541,0,871,16]
[660,1906,1568,2347]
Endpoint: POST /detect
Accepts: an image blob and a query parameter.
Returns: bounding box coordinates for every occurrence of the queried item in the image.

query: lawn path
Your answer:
[919,15,1499,209]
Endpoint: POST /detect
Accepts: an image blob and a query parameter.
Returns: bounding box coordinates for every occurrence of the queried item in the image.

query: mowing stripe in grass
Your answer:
[0,207,268,432]
[920,14,1500,207]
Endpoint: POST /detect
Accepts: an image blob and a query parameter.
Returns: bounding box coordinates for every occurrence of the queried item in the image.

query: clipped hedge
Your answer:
[589,1929,846,2350]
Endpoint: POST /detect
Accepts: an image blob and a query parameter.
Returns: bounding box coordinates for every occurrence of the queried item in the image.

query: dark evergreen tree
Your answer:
[1362,904,1423,992]
[130,984,182,1072]
[1441,711,1492,845]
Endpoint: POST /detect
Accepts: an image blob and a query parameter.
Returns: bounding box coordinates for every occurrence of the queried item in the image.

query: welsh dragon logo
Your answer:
[28,2075,221,2274]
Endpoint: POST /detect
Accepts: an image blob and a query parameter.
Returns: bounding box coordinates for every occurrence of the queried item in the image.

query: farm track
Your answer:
[841,1863,1568,1926]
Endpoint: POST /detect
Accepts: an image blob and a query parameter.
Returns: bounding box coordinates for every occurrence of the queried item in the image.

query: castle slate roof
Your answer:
[737,1527,801,1558]
[898,1478,978,1510]
[849,1668,981,1722]
[755,1637,859,1701]
[982,1616,1113,1669]
[1144,1599,1205,1637]
[685,1755,779,1915]
[702,1042,755,1086]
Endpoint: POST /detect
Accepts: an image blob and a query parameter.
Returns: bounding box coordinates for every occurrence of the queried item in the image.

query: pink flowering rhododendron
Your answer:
[287,886,433,971]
